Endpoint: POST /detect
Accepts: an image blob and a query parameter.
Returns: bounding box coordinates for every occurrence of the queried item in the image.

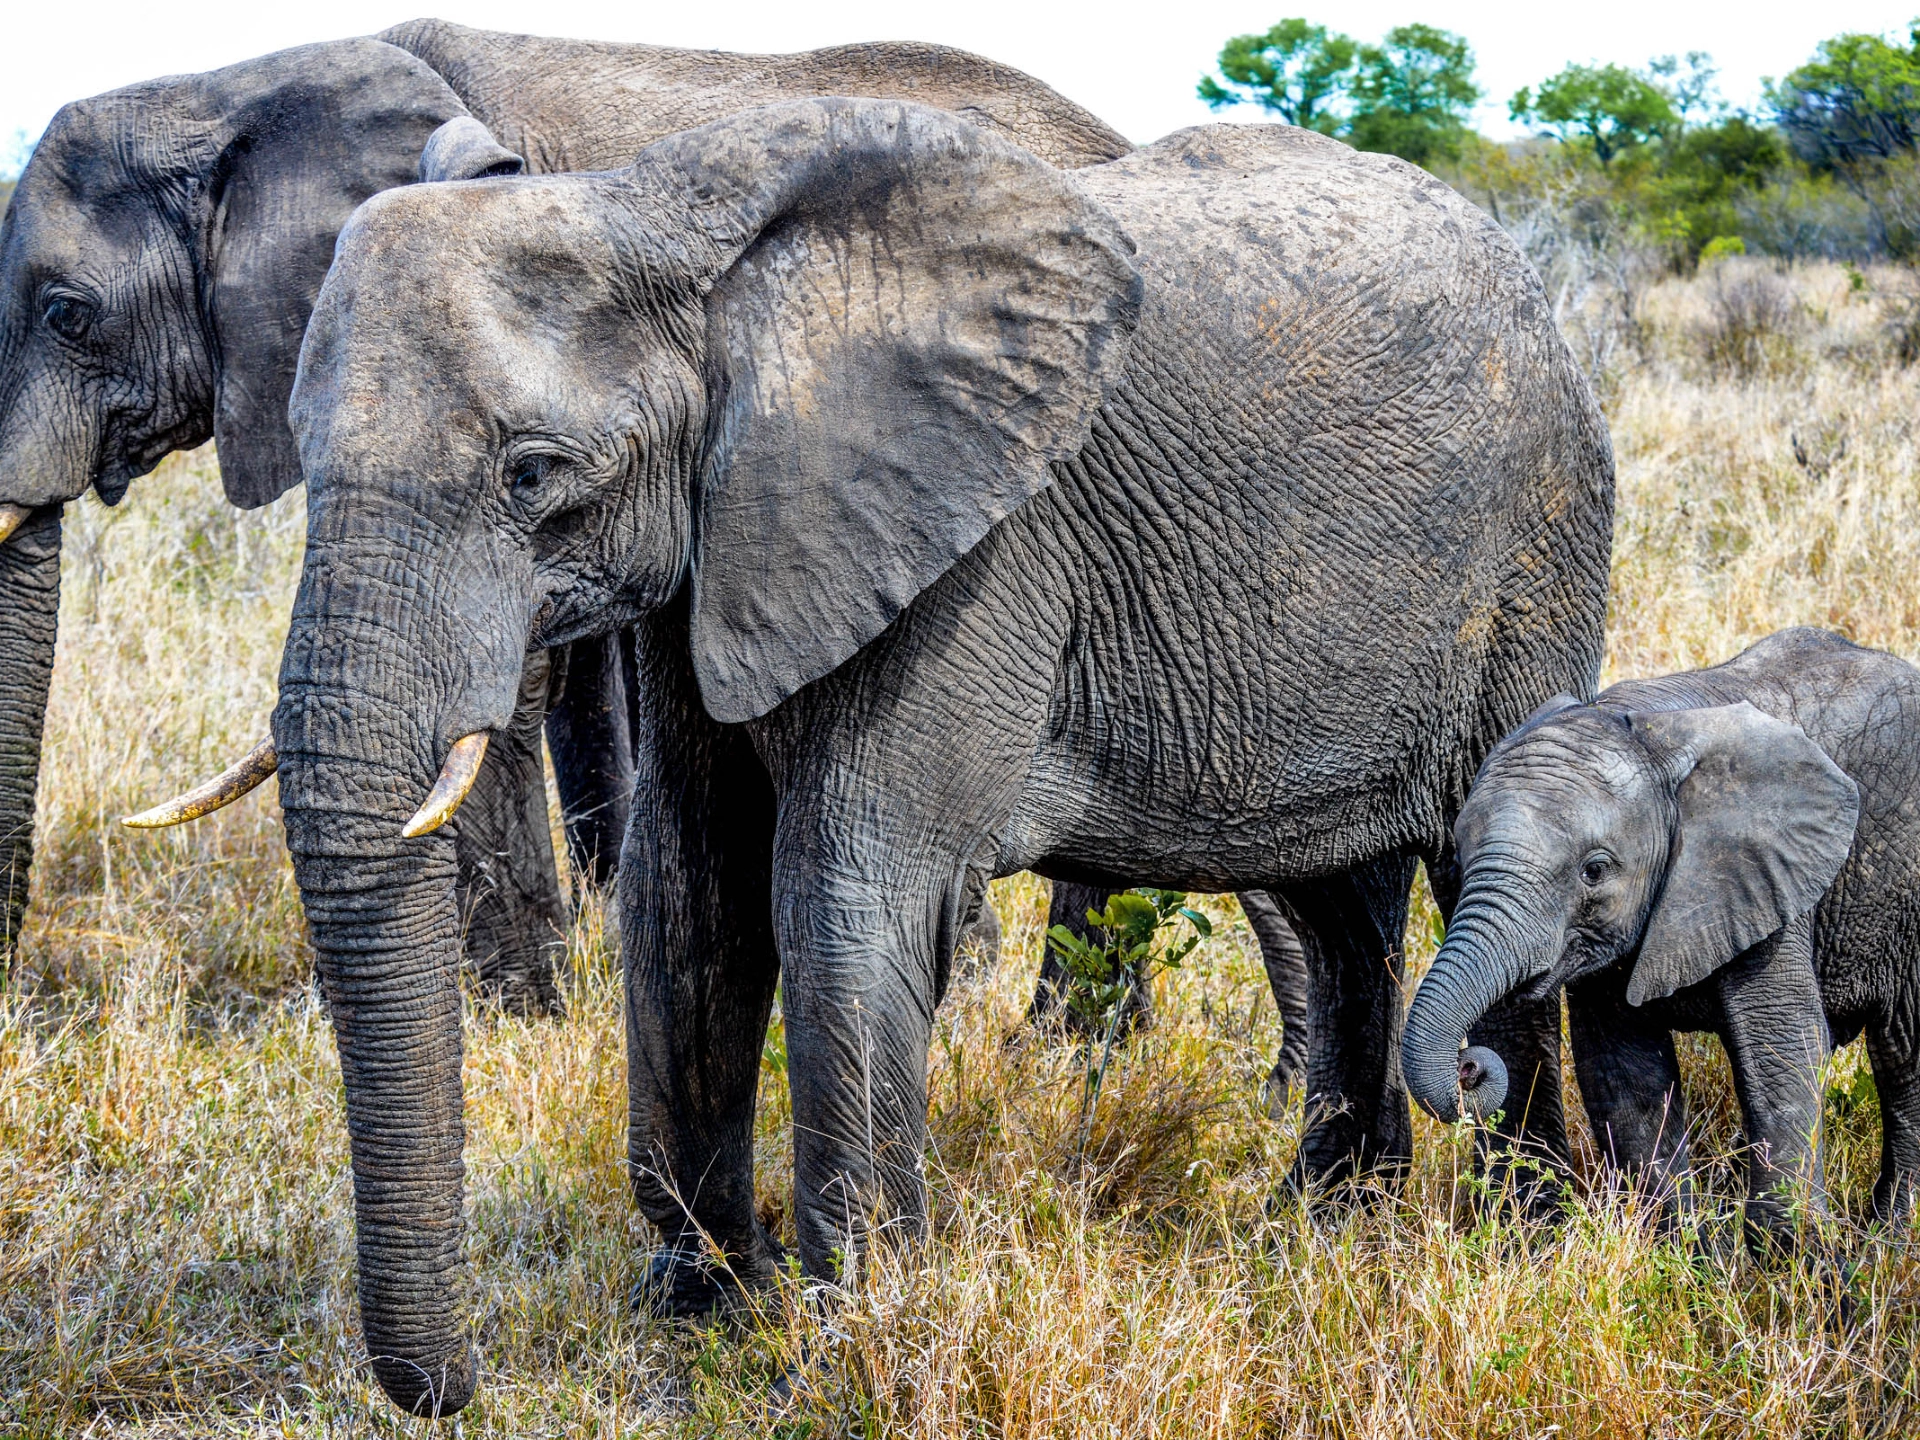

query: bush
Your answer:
[1698,257,1802,374]
[1877,266,1920,363]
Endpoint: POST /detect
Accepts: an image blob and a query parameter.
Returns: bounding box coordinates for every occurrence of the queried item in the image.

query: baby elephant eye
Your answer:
[43,293,95,341]
[1580,854,1612,885]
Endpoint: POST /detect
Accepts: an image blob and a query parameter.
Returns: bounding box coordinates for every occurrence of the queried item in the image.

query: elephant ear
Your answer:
[417,117,526,183]
[1626,702,1859,1005]
[199,39,466,509]
[634,99,1142,723]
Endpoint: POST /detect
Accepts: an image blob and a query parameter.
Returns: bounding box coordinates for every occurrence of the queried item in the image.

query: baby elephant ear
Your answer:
[417,117,526,182]
[1627,702,1859,1005]
[640,98,1142,723]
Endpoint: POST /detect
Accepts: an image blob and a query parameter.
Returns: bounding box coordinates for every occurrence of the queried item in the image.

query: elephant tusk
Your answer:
[0,504,31,545]
[402,732,490,838]
[122,738,279,828]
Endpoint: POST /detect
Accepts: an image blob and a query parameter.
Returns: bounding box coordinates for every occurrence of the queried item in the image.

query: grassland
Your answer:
[3,258,1919,1436]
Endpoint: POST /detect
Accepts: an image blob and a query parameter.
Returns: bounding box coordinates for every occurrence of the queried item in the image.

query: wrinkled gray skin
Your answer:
[0,20,1128,989]
[1402,628,1920,1253]
[280,101,1611,1414]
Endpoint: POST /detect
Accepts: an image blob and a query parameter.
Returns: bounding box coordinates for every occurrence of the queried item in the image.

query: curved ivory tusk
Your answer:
[402,732,490,838]
[0,504,31,546]
[122,738,279,828]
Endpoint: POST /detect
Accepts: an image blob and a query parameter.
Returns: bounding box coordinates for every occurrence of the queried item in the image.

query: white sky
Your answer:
[3,1,1913,155]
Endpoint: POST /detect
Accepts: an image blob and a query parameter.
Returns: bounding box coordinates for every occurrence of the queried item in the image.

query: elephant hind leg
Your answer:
[1240,889,1309,1108]
[1867,1018,1920,1225]
[1278,851,1419,1196]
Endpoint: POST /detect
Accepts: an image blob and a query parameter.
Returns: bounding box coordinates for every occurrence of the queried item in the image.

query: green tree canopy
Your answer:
[1346,24,1482,166]
[1766,27,1920,169]
[1511,62,1680,166]
[1197,19,1357,132]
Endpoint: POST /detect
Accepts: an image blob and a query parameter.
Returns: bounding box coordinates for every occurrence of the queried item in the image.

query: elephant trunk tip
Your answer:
[1458,1045,1509,1122]
[372,1346,477,1419]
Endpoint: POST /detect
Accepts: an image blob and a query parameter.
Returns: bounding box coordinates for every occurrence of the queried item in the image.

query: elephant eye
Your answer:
[508,452,555,499]
[1580,854,1613,886]
[42,292,96,341]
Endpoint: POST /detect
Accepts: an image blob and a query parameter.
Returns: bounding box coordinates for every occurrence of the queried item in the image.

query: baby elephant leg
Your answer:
[1568,975,1693,1232]
[1715,918,1830,1255]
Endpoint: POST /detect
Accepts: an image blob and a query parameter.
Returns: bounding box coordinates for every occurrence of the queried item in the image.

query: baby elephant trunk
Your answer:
[1402,910,1536,1123]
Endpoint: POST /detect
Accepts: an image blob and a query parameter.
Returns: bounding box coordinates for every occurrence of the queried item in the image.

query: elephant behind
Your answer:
[1403,627,1920,1249]
[258,102,1613,1412]
[0,22,1129,996]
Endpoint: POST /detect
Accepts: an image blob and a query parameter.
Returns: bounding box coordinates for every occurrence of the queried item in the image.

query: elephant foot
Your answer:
[1288,1093,1412,1203]
[632,1230,785,1319]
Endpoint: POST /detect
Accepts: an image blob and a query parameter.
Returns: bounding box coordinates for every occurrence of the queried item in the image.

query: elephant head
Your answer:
[236,98,1138,1413]
[0,39,478,951]
[1402,698,1859,1123]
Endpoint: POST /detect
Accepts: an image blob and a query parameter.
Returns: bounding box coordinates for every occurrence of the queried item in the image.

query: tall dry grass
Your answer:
[3,260,1920,1436]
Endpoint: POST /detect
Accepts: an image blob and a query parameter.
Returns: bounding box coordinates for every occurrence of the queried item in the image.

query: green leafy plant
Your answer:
[1046,889,1211,1169]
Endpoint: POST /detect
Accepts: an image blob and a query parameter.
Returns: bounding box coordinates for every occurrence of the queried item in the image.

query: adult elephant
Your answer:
[156,101,1611,1413]
[0,21,1129,1002]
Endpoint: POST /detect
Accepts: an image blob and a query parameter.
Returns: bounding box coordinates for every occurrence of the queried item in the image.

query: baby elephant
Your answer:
[1403,627,1920,1248]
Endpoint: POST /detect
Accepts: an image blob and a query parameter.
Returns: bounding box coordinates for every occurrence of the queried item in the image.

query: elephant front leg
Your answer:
[1716,920,1830,1256]
[452,646,568,1016]
[1568,974,1692,1232]
[544,631,635,889]
[774,855,941,1282]
[623,606,783,1315]
[1280,852,1418,1195]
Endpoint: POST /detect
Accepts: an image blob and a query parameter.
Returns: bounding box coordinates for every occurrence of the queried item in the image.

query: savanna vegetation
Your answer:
[8,20,1920,1440]
[1202,17,1920,266]
[0,257,1915,1438]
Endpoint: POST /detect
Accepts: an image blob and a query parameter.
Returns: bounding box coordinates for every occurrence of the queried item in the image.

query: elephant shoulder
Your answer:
[762,40,1132,167]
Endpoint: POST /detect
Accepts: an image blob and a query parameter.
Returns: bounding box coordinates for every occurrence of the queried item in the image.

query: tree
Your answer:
[1649,52,1721,122]
[1511,63,1679,167]
[1197,20,1357,133]
[1346,24,1482,167]
[1767,28,1920,170]
[1767,28,1920,255]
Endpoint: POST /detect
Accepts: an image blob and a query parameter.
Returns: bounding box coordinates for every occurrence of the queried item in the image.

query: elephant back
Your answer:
[379,18,1132,174]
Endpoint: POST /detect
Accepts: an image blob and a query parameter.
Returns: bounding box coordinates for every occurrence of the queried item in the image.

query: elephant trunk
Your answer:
[275,613,479,1415]
[0,503,62,959]
[1402,883,1557,1124]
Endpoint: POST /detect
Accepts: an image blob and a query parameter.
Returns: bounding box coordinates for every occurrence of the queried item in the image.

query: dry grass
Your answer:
[5,261,1920,1436]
